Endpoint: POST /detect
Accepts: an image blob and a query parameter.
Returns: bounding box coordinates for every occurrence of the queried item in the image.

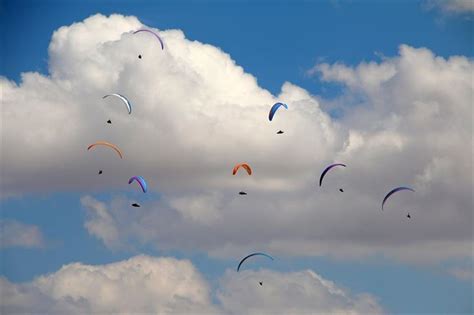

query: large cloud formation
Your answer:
[1,14,472,266]
[0,255,383,314]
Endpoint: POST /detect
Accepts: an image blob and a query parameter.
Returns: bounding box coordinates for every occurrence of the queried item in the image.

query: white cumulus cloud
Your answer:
[0,255,383,314]
[218,269,383,314]
[1,14,472,267]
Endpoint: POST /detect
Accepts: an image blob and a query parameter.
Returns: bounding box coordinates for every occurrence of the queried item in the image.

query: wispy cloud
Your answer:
[448,267,473,281]
[0,219,45,249]
[424,0,474,15]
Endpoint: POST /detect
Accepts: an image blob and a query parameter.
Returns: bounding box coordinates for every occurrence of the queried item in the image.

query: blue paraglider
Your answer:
[268,102,288,121]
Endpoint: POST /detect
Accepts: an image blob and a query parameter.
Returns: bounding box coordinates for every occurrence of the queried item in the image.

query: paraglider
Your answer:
[268,102,288,121]
[277,130,284,134]
[87,141,123,159]
[103,94,132,114]
[128,176,147,193]
[319,163,346,186]
[107,120,112,124]
[232,163,252,176]
[132,203,141,208]
[319,163,346,192]
[237,252,273,272]
[133,29,164,50]
[382,186,415,210]
[233,163,252,195]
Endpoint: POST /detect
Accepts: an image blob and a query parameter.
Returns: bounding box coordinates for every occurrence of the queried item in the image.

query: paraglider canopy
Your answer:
[268,102,288,121]
[128,176,147,193]
[133,29,164,50]
[239,191,247,195]
[277,130,284,134]
[319,163,346,187]
[132,203,141,208]
[103,94,132,114]
[237,252,273,272]
[382,186,415,210]
[233,163,252,176]
[87,141,123,159]
[107,120,112,124]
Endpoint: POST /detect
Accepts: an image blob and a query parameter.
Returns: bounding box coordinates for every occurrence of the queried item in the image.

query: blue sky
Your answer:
[2,0,472,94]
[1,0,473,314]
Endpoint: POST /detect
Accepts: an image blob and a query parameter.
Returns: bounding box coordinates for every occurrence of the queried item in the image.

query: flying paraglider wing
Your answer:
[237,252,274,272]
[268,102,288,121]
[128,176,148,193]
[133,29,164,50]
[382,186,415,210]
[103,94,132,114]
[232,163,252,175]
[87,141,123,159]
[319,163,346,187]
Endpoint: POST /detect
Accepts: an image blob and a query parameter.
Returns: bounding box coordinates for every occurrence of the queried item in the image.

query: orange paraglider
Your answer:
[232,163,252,175]
[87,141,123,159]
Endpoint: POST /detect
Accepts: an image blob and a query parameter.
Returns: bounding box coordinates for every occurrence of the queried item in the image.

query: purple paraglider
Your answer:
[382,186,415,210]
[319,163,346,187]
[237,252,274,272]
[128,176,148,193]
[133,29,164,50]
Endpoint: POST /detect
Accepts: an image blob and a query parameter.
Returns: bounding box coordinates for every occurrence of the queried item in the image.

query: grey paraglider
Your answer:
[103,94,132,114]
[133,29,164,50]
